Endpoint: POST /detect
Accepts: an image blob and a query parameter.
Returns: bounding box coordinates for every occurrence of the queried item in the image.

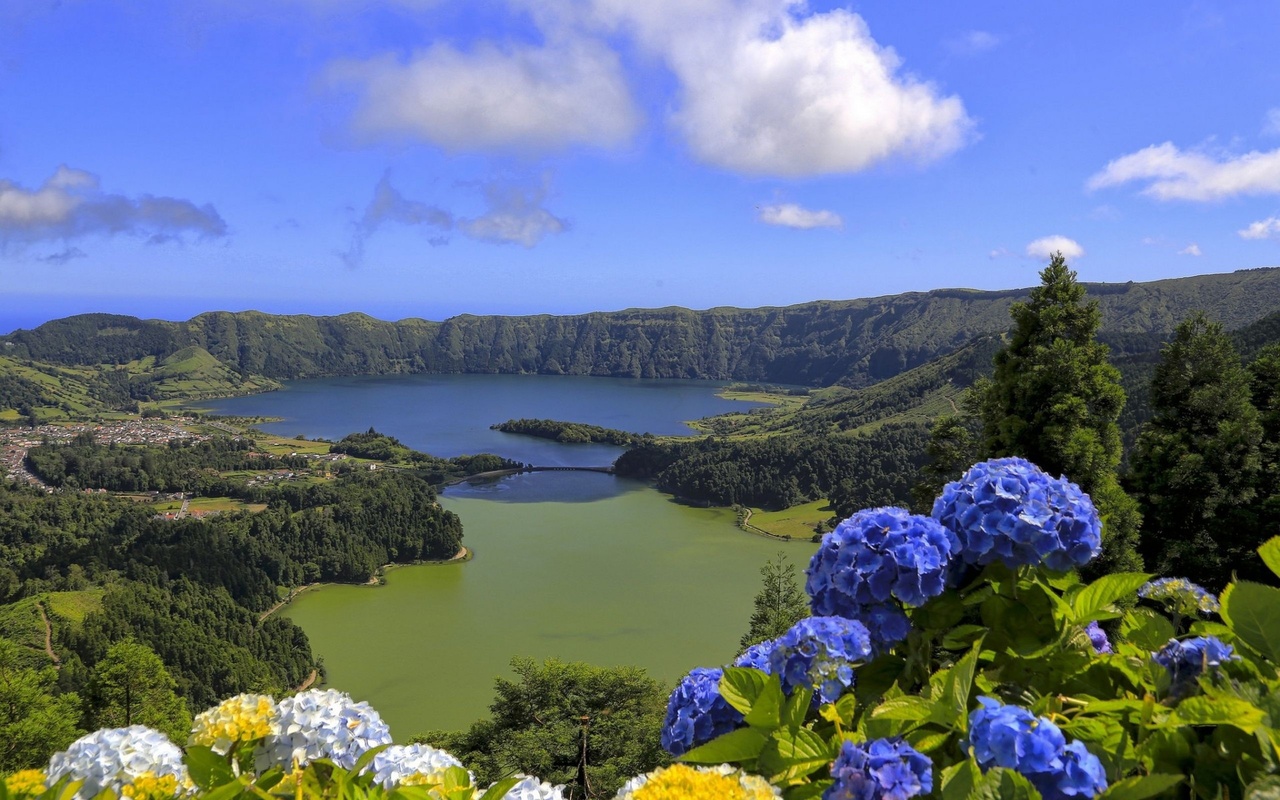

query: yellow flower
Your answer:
[120,772,183,800]
[4,769,47,796]
[189,693,279,754]
[619,765,778,800]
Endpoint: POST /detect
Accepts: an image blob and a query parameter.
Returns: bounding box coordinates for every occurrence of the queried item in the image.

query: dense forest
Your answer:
[5,269,1280,391]
[491,418,640,446]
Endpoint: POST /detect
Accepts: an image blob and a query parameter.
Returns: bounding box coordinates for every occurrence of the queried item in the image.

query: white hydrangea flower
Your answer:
[257,689,392,771]
[46,726,189,799]
[367,744,466,789]
[492,775,567,800]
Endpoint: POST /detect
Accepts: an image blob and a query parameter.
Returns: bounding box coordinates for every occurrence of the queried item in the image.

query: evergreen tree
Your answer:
[1129,313,1263,588]
[86,639,191,742]
[910,416,978,513]
[739,552,810,651]
[973,253,1142,573]
[1248,344,1280,502]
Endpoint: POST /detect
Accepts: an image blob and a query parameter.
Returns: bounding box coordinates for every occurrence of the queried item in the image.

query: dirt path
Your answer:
[737,507,791,541]
[36,601,61,667]
[296,669,318,692]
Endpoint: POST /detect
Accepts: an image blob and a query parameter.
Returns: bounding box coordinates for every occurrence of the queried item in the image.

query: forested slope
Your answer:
[7,268,1280,389]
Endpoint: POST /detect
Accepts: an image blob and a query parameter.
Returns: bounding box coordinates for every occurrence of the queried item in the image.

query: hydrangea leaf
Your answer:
[781,687,813,731]
[1244,775,1280,800]
[743,676,784,729]
[759,728,833,783]
[475,777,521,800]
[782,779,832,800]
[941,624,988,651]
[1096,774,1185,800]
[185,745,235,791]
[973,767,1043,800]
[1071,573,1151,623]
[939,758,982,800]
[678,726,768,764]
[906,729,952,755]
[719,667,770,717]
[1166,695,1265,734]
[1120,607,1175,652]
[1258,538,1280,581]
[870,696,933,723]
[929,642,982,733]
[1220,581,1280,662]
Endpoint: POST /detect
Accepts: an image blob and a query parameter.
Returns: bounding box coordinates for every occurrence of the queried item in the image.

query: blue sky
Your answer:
[2,1,1279,332]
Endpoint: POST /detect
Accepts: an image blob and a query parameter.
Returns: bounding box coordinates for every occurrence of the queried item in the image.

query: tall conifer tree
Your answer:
[973,253,1142,573]
[1130,313,1262,587]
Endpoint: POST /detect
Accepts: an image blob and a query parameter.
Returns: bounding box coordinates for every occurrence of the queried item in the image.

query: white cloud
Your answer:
[1239,216,1280,240]
[1265,108,1280,137]
[0,166,226,246]
[646,4,972,176]
[1026,235,1084,260]
[988,247,1012,259]
[328,35,638,152]
[757,203,842,229]
[1087,141,1280,201]
[1179,243,1203,256]
[946,30,1000,56]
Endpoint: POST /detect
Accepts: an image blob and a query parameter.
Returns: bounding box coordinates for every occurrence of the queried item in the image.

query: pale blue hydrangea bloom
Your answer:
[1153,637,1238,696]
[258,689,392,771]
[492,775,567,800]
[46,726,188,800]
[1138,578,1220,615]
[933,458,1101,572]
[735,640,777,672]
[965,698,1106,800]
[1084,621,1112,654]
[366,743,465,789]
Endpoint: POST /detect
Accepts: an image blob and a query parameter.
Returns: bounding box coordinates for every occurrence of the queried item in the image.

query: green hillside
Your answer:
[6,268,1280,390]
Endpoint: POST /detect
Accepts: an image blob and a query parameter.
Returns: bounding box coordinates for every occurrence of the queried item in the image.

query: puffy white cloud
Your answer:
[1026,235,1084,260]
[1239,216,1280,240]
[757,203,841,229]
[0,166,226,245]
[607,1,972,176]
[328,36,638,152]
[1179,243,1203,256]
[1087,142,1280,201]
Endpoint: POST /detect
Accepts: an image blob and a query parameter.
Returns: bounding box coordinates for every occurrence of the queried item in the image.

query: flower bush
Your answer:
[21,457,1280,800]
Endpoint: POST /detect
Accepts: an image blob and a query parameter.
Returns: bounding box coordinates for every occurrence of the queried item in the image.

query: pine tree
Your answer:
[1129,313,1263,587]
[973,253,1142,573]
[87,639,192,742]
[910,415,977,513]
[739,552,810,651]
[0,637,84,771]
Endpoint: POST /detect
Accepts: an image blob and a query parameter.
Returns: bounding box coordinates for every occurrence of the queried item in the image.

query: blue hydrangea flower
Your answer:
[661,667,745,756]
[858,603,913,653]
[1084,621,1111,655]
[258,689,392,771]
[367,744,466,789]
[824,738,932,800]
[769,617,872,703]
[46,726,189,800]
[1153,637,1238,696]
[932,458,1101,571]
[1138,578,1220,615]
[1039,741,1108,800]
[966,698,1106,800]
[735,640,777,672]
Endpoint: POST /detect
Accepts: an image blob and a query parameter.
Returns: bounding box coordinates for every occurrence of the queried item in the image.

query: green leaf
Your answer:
[1245,775,1280,800]
[475,777,521,800]
[350,743,391,777]
[913,591,965,631]
[783,780,833,800]
[1221,581,1280,662]
[1071,573,1151,623]
[1166,694,1266,734]
[744,677,784,729]
[973,767,1043,800]
[1259,537,1280,581]
[1120,607,1175,652]
[198,778,250,800]
[781,687,813,731]
[184,746,236,792]
[1097,774,1185,800]
[906,729,952,755]
[939,759,982,800]
[679,727,769,764]
[870,696,932,722]
[761,728,834,783]
[720,667,770,717]
[941,624,988,651]
[929,642,982,733]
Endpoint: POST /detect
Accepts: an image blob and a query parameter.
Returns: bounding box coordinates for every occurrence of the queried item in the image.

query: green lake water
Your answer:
[208,374,815,736]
